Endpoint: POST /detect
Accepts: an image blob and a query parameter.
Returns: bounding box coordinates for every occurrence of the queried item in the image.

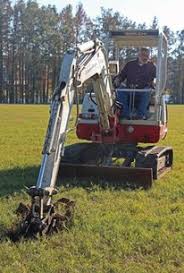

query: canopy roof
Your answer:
[109,30,161,47]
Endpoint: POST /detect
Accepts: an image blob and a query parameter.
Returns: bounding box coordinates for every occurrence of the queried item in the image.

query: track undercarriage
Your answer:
[61,143,173,189]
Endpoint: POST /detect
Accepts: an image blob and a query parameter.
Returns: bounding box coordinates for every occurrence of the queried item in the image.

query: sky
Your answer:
[35,0,183,32]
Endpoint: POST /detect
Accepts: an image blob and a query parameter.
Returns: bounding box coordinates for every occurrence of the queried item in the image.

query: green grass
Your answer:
[0,104,184,273]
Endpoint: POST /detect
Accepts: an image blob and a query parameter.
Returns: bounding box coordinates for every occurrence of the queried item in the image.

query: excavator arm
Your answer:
[10,40,116,240]
[34,39,115,197]
[35,50,76,196]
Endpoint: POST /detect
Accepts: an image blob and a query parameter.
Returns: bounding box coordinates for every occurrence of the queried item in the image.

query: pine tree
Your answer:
[0,0,12,102]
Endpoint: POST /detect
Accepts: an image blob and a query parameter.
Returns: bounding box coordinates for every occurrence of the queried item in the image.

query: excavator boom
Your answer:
[35,50,76,196]
[10,39,119,240]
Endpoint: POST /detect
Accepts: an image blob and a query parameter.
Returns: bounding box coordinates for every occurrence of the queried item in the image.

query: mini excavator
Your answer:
[12,30,173,239]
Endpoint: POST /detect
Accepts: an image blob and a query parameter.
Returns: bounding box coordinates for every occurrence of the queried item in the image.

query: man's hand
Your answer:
[112,76,121,88]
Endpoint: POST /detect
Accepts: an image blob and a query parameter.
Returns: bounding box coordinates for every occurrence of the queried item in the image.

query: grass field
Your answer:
[0,104,184,273]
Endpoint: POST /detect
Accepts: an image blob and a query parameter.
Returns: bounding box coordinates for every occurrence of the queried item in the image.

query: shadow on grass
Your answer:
[58,176,145,192]
[0,164,147,198]
[0,165,146,242]
[0,166,40,197]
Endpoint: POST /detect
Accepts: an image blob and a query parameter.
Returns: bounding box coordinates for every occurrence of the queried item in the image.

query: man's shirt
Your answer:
[119,58,156,89]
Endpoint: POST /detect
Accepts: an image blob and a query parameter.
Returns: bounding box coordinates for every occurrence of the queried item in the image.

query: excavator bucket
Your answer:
[60,162,153,189]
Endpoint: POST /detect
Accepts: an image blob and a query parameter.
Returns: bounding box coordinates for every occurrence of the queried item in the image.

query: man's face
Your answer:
[138,50,150,64]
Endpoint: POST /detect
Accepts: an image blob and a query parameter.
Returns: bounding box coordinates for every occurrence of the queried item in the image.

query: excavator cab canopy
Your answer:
[107,29,168,124]
[109,29,164,47]
[108,29,167,94]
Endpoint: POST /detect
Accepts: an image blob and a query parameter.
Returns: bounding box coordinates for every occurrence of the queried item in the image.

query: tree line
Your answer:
[0,0,184,104]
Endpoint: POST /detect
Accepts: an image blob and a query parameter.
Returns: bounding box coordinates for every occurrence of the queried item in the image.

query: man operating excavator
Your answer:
[114,47,156,119]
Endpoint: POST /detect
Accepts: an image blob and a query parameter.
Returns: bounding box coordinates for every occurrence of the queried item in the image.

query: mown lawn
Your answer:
[0,104,184,273]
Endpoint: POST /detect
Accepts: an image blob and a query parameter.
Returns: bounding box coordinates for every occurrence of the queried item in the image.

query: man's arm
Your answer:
[145,62,156,88]
[152,63,156,79]
[113,63,128,88]
[150,63,156,88]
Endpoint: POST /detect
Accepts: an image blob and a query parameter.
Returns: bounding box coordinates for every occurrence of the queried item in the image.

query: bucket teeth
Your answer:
[7,198,75,242]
